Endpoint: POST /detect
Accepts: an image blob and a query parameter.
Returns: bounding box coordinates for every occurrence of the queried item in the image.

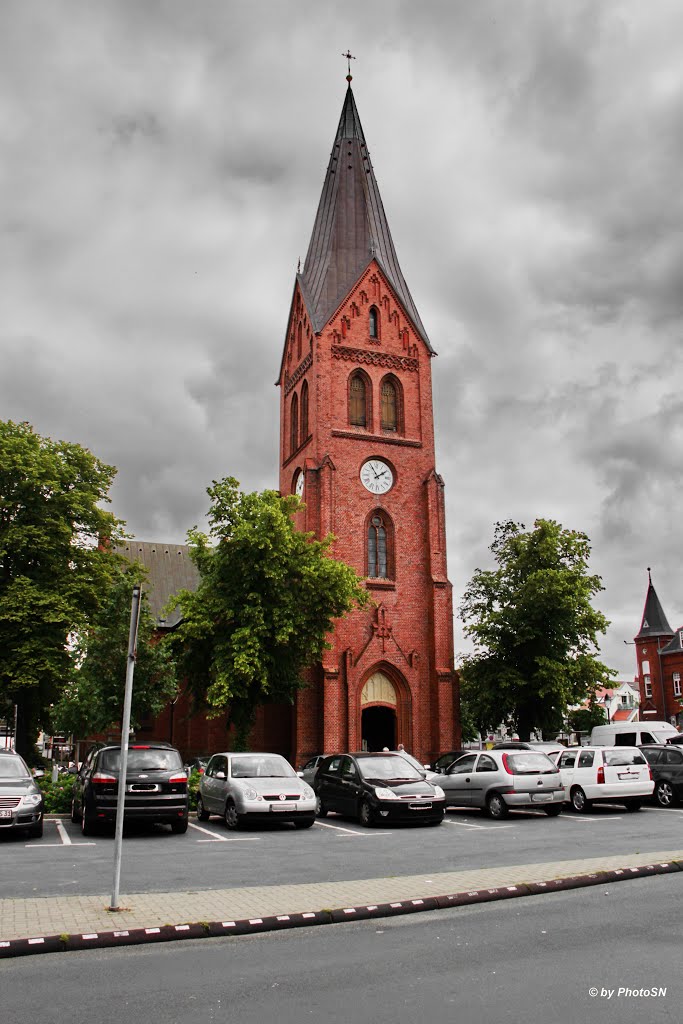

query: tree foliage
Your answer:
[0,420,124,754]
[459,519,614,741]
[567,700,607,738]
[51,563,178,738]
[167,478,368,747]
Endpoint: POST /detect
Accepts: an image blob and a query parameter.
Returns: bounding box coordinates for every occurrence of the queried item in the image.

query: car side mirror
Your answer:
[297,771,304,778]
[215,771,226,780]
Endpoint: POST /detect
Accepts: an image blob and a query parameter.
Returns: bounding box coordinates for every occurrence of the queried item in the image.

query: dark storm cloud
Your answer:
[2,0,682,678]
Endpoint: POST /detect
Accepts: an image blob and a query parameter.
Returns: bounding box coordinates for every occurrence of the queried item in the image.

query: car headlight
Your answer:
[21,793,42,807]
[433,785,445,799]
[301,784,315,799]
[374,787,399,800]
[242,786,259,801]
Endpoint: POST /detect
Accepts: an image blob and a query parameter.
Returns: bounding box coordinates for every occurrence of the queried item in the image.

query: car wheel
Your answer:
[655,780,675,808]
[196,795,210,821]
[171,818,189,834]
[81,802,96,836]
[544,804,562,817]
[293,817,315,829]
[570,787,591,813]
[315,795,328,818]
[486,793,509,819]
[224,799,241,830]
[359,799,375,827]
[28,815,44,839]
[624,800,642,812]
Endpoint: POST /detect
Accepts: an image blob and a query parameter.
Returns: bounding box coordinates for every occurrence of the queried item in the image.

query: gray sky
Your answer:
[2,0,682,679]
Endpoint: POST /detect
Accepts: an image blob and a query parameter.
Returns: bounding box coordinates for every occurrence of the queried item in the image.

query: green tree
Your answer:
[167,477,368,748]
[567,700,606,739]
[0,420,124,756]
[459,519,614,742]
[51,563,178,738]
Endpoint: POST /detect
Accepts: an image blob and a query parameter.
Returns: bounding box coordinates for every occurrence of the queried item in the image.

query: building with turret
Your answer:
[634,571,683,726]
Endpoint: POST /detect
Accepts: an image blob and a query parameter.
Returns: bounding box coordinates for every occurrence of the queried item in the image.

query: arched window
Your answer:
[300,380,309,444]
[369,306,379,339]
[349,372,367,427]
[367,512,393,579]
[380,378,397,431]
[290,392,299,455]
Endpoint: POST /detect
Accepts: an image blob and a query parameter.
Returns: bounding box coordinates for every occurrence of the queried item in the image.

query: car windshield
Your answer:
[603,750,646,767]
[357,757,423,781]
[397,752,425,772]
[505,752,558,775]
[100,748,183,772]
[231,756,296,779]
[653,729,677,743]
[0,757,31,779]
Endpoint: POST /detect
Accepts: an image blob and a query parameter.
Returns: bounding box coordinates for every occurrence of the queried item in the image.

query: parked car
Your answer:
[314,752,445,827]
[393,749,440,782]
[198,752,317,829]
[554,746,654,812]
[640,745,683,807]
[297,754,326,787]
[589,721,679,746]
[0,749,44,838]
[430,750,468,774]
[71,742,189,835]
[185,756,209,776]
[439,749,565,818]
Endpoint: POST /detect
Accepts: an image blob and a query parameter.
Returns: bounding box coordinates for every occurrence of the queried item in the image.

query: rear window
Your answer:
[100,747,183,772]
[505,752,557,774]
[603,750,646,767]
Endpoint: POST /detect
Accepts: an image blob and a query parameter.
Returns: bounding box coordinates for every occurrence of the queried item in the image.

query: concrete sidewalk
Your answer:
[2,848,683,957]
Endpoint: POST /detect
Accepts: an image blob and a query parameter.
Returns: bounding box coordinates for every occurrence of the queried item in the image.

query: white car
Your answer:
[197,752,317,829]
[555,746,654,812]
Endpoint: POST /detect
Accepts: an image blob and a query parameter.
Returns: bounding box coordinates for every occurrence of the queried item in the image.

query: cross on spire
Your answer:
[342,49,356,82]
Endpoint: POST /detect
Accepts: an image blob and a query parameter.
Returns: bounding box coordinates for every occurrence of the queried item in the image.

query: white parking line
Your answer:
[55,820,72,845]
[443,820,515,830]
[188,821,258,842]
[314,820,390,836]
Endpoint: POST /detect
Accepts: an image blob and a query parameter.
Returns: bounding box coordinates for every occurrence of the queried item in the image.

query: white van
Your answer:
[589,721,679,747]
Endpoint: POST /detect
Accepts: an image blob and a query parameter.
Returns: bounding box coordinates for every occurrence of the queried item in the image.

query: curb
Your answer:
[2,859,681,959]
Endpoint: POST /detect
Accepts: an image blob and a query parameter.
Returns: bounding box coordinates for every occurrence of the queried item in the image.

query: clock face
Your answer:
[360,459,393,494]
[295,471,304,498]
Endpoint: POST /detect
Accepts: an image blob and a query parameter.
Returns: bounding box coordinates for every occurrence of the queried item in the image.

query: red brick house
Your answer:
[634,571,683,727]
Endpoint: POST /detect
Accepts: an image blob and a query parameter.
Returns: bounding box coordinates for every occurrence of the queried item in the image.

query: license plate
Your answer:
[532,793,552,802]
[618,773,636,780]
[0,809,11,818]
[409,802,432,810]
[270,803,294,811]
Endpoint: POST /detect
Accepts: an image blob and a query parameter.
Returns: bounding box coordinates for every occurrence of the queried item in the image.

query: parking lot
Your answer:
[2,802,682,901]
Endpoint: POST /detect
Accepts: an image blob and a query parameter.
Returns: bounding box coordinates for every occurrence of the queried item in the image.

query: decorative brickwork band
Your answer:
[284,353,313,395]
[331,346,418,373]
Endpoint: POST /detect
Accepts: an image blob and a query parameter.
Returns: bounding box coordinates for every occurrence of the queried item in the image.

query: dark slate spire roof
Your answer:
[659,627,683,655]
[299,85,433,352]
[635,572,673,640]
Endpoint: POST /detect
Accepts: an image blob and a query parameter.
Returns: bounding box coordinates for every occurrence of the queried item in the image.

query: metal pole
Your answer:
[110,585,142,911]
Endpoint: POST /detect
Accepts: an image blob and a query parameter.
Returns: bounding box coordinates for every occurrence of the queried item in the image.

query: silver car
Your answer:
[197,752,317,830]
[439,749,565,818]
[0,749,44,838]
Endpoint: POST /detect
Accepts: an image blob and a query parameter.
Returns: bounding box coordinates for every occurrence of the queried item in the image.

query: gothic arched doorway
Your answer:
[360,671,397,751]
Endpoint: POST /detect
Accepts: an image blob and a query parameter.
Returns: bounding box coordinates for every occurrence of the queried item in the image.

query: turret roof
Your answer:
[635,573,673,640]
[299,85,432,352]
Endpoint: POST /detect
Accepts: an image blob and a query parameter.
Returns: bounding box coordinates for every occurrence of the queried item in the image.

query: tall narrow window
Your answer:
[290,392,299,455]
[349,373,367,427]
[300,380,309,444]
[367,515,388,578]
[297,323,302,360]
[369,306,379,339]
[380,379,397,431]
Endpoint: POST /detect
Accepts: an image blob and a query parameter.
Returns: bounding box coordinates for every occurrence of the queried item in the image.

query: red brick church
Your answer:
[633,571,683,727]
[123,81,460,765]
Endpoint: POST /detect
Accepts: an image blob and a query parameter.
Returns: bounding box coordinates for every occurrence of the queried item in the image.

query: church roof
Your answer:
[299,85,433,352]
[635,574,673,640]
[660,627,683,655]
[117,541,199,628]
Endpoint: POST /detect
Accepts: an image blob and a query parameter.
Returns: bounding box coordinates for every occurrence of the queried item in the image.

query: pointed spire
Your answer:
[635,570,673,640]
[299,85,433,351]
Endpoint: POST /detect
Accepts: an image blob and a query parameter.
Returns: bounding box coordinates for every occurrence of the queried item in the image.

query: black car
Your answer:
[314,752,445,827]
[71,742,189,835]
[640,744,683,807]
[430,749,468,773]
[0,749,44,838]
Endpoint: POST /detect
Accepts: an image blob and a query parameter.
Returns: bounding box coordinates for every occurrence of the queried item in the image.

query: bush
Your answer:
[188,769,200,811]
[37,773,76,814]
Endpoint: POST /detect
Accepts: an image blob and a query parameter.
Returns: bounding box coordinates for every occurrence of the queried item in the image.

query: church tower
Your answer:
[277,80,459,765]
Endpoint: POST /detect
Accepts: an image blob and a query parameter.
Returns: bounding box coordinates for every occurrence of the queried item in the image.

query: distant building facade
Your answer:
[634,572,683,727]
